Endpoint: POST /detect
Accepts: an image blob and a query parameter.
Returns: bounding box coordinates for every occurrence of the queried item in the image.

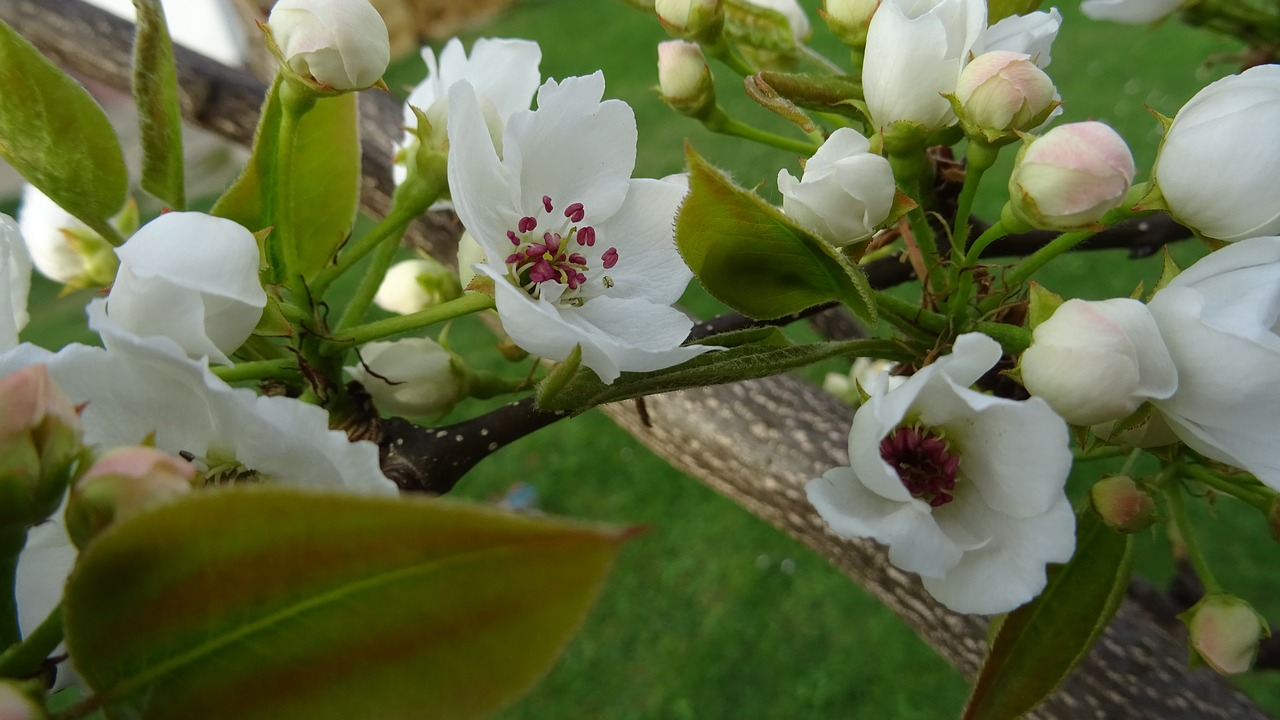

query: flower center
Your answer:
[880,426,960,507]
[502,195,619,300]
[179,450,263,486]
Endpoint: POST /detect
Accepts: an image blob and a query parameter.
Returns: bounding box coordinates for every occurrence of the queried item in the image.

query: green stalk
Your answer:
[702,36,756,77]
[946,141,1000,320]
[1165,480,1224,594]
[312,209,417,300]
[1183,463,1275,513]
[0,529,26,650]
[703,107,820,155]
[272,79,318,293]
[978,228,1097,315]
[0,600,62,679]
[322,292,496,356]
[213,358,298,384]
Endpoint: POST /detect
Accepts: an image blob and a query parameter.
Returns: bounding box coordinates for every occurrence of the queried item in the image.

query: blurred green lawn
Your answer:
[20,1,1280,717]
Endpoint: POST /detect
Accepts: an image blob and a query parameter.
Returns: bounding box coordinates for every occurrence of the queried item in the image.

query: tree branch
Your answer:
[1,1,1266,717]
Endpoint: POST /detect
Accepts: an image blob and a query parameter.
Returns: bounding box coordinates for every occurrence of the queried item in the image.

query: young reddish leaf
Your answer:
[962,506,1133,720]
[65,487,629,720]
[677,145,876,323]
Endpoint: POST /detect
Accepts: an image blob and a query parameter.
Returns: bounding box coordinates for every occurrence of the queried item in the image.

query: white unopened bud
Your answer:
[657,40,715,118]
[655,0,724,41]
[821,0,879,44]
[1006,121,1135,230]
[267,0,390,91]
[348,338,469,418]
[373,258,462,316]
[1021,298,1176,426]
[17,185,118,289]
[956,51,1056,133]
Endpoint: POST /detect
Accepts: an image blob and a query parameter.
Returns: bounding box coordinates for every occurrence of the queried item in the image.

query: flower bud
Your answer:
[1153,65,1280,242]
[106,212,267,365]
[955,51,1057,135]
[777,127,895,247]
[657,41,715,119]
[1006,121,1135,230]
[0,366,84,529]
[1081,0,1182,25]
[743,0,811,43]
[347,338,470,418]
[1182,594,1270,675]
[1020,298,1177,426]
[267,0,391,92]
[17,185,119,290]
[1090,475,1156,533]
[373,258,462,316]
[0,681,46,720]
[655,0,724,42]
[821,0,879,46]
[65,446,196,548]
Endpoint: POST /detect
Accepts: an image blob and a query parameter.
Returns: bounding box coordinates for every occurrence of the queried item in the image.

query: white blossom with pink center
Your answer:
[446,72,714,383]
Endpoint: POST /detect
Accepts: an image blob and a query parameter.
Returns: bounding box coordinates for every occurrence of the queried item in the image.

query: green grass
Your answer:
[17,1,1280,717]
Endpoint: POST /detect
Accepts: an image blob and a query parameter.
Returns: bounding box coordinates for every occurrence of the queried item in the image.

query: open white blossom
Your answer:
[105,212,266,365]
[1147,236,1280,490]
[807,333,1075,614]
[447,73,714,383]
[393,37,542,186]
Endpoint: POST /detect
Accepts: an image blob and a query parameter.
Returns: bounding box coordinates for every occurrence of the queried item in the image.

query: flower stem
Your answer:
[312,210,417,301]
[1183,463,1276,513]
[273,79,317,293]
[703,36,755,77]
[1119,447,1145,477]
[703,107,820,155]
[0,600,62,679]
[322,292,496,356]
[0,528,26,650]
[1072,445,1129,463]
[213,358,298,384]
[874,290,948,334]
[963,220,1009,267]
[1164,480,1224,594]
[978,228,1097,315]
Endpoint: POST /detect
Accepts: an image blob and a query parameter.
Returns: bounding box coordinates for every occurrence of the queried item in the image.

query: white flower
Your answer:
[657,40,714,116]
[393,37,542,186]
[1147,237,1280,489]
[777,127,895,247]
[446,73,714,384]
[806,333,1075,614]
[863,0,987,133]
[16,185,117,288]
[1081,0,1183,24]
[1154,65,1280,242]
[373,258,460,315]
[105,211,266,365]
[268,0,390,91]
[0,214,30,353]
[1007,121,1135,230]
[744,0,811,41]
[15,513,77,689]
[975,8,1063,67]
[1020,298,1178,426]
[347,338,467,417]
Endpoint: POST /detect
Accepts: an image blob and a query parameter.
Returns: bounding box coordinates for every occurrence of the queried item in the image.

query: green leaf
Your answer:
[212,82,360,281]
[0,19,127,239]
[535,333,908,414]
[677,146,877,323]
[65,487,628,720]
[962,506,1133,720]
[132,0,186,210]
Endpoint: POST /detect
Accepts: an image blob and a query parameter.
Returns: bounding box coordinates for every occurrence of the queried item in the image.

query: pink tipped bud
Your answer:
[0,365,84,528]
[956,51,1057,134]
[1182,594,1270,675]
[1006,121,1135,231]
[65,446,196,548]
[1090,475,1157,533]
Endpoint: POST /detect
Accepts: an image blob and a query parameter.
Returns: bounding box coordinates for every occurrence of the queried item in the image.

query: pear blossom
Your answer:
[373,258,461,315]
[268,0,390,91]
[347,338,468,417]
[975,8,1063,67]
[1020,298,1178,426]
[821,0,879,44]
[1081,0,1183,25]
[743,0,811,41]
[16,185,117,288]
[446,73,714,383]
[777,127,895,247]
[0,214,29,352]
[806,333,1074,614]
[955,51,1056,133]
[863,0,987,133]
[1154,65,1280,242]
[1007,121,1135,230]
[392,37,542,186]
[657,40,715,118]
[1147,236,1280,490]
[105,211,266,365]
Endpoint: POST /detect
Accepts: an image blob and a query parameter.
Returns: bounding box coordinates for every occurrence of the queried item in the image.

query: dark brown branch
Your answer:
[2,2,1266,717]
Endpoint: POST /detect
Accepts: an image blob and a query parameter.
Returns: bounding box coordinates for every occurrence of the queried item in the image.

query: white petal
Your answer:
[0,214,31,352]
[588,178,691,306]
[447,81,523,262]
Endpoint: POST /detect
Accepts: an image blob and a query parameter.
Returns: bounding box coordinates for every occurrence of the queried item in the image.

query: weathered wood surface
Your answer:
[1,1,1269,717]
